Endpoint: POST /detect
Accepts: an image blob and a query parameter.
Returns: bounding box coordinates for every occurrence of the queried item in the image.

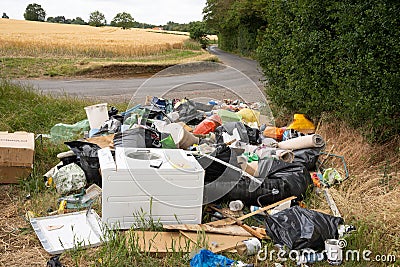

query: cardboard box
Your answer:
[0,131,35,183]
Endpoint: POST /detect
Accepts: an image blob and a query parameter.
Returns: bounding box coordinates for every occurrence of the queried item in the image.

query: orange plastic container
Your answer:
[263,126,285,141]
[193,114,222,135]
[193,119,218,134]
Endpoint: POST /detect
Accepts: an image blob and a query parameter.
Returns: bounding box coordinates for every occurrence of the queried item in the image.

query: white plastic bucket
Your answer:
[84,103,108,130]
[325,239,343,265]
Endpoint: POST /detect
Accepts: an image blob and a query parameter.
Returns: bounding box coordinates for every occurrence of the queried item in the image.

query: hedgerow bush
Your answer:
[256,0,400,142]
[204,0,400,142]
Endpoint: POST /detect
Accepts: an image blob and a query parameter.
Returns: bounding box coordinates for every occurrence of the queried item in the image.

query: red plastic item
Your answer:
[311,172,321,187]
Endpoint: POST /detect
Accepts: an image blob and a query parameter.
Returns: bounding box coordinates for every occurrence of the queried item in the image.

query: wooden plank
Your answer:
[207,196,297,227]
[209,206,266,239]
[163,224,253,237]
[238,196,297,220]
[207,218,235,227]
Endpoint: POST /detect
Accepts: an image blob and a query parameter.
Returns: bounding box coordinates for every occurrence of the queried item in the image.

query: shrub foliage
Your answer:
[204,0,400,142]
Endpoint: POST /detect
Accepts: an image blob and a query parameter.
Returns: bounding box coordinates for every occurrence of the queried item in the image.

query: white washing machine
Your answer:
[99,147,204,229]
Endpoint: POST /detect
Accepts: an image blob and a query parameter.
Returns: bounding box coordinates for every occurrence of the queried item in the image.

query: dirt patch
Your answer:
[0,185,46,267]
[76,64,173,79]
[75,61,225,79]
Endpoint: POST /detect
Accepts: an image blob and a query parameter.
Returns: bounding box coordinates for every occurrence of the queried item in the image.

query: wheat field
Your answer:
[0,19,190,58]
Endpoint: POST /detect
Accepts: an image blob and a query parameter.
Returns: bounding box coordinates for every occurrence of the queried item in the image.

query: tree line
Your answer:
[6,3,201,31]
[204,0,399,142]
[20,3,149,29]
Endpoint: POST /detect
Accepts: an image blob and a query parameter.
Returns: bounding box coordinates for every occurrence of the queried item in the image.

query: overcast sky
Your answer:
[0,0,207,25]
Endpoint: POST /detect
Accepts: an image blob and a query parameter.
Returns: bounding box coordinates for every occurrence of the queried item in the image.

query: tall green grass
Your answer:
[0,79,88,132]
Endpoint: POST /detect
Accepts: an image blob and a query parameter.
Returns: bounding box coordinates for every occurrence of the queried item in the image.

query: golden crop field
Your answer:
[0,19,190,58]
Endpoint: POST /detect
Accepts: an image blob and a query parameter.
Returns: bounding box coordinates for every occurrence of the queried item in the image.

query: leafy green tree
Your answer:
[2,13,9,19]
[189,21,209,48]
[89,10,106,27]
[24,3,46,21]
[111,12,135,29]
[46,16,55,23]
[54,16,66,23]
[164,21,191,32]
[71,17,86,25]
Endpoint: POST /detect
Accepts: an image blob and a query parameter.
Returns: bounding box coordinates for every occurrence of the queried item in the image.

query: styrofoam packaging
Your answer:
[84,103,108,129]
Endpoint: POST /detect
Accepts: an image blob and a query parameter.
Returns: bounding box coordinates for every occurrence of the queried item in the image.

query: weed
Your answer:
[380,161,395,193]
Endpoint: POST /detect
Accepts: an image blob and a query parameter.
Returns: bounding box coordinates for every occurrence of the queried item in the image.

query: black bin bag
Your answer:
[214,175,290,206]
[196,145,240,183]
[293,148,322,171]
[202,158,312,206]
[64,141,102,187]
[257,159,312,205]
[265,206,344,250]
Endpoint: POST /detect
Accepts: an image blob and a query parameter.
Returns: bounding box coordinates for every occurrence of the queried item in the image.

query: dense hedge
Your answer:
[204,0,400,142]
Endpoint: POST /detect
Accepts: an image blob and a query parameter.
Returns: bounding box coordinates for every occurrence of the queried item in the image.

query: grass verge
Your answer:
[0,46,218,79]
[0,38,216,79]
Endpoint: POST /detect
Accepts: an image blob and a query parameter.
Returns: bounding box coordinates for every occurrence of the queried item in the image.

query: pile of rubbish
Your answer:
[4,97,354,266]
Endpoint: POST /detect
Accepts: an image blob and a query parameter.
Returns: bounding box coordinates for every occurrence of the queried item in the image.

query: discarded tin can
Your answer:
[236,238,261,256]
[325,239,344,265]
[229,200,244,211]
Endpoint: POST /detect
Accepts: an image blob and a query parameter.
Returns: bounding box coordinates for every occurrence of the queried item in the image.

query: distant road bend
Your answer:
[18,46,266,103]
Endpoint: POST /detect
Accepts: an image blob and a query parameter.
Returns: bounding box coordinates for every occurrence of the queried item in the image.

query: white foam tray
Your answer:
[30,209,104,254]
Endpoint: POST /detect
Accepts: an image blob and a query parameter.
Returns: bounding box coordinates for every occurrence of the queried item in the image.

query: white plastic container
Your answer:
[84,103,108,129]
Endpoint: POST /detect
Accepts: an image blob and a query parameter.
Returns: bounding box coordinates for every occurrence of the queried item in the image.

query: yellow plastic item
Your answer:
[236,108,260,126]
[58,200,67,214]
[287,114,315,134]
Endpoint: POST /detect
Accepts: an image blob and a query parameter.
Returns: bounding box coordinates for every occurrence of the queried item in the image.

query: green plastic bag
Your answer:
[50,119,90,142]
[322,168,343,186]
[217,109,242,124]
[160,134,177,149]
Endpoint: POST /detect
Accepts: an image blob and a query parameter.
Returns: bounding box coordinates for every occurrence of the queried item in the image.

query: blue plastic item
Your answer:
[190,249,234,267]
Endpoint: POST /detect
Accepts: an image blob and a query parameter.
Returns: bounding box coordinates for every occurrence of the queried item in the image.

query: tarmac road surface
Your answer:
[17,46,267,104]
